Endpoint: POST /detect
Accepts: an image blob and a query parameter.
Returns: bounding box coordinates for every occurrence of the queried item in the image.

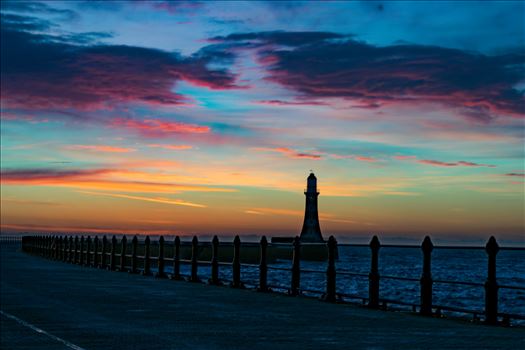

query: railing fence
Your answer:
[19,234,524,326]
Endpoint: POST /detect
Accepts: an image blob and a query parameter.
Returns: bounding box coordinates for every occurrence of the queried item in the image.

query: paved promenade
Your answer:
[1,244,523,349]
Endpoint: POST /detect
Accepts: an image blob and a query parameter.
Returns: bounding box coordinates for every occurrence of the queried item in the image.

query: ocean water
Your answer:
[174,246,525,322]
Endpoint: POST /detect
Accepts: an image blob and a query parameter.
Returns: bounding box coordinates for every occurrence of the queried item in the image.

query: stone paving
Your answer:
[1,244,523,349]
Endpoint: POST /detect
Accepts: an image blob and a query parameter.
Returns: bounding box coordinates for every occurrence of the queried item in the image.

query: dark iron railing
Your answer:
[0,236,22,244]
[19,234,525,326]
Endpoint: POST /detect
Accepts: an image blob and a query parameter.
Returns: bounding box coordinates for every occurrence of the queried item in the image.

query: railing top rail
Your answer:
[19,235,525,251]
[337,243,525,250]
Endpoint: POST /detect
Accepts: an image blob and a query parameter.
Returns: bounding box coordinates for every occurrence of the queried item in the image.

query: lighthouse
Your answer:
[300,173,324,242]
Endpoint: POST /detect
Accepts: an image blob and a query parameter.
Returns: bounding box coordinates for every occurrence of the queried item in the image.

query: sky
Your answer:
[1,0,524,244]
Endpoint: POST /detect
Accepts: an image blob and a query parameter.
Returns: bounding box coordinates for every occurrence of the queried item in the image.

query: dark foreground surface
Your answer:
[1,244,524,350]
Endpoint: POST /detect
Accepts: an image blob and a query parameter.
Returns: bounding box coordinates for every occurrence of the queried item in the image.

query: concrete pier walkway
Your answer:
[1,245,523,349]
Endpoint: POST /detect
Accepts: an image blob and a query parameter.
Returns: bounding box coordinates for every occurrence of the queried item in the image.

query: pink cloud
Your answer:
[253,147,322,160]
[417,159,458,167]
[253,99,328,106]
[1,25,238,111]
[215,32,524,119]
[393,155,417,160]
[504,173,525,177]
[417,159,495,168]
[395,155,495,168]
[328,154,379,162]
[112,118,210,137]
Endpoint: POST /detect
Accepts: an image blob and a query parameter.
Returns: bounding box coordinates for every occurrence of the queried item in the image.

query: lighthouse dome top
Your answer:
[308,172,316,179]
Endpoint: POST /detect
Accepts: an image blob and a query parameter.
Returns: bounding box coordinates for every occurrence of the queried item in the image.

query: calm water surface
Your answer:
[174,246,525,321]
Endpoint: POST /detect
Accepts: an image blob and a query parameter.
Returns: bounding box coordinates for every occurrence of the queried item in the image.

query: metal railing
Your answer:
[20,234,524,326]
[0,236,22,244]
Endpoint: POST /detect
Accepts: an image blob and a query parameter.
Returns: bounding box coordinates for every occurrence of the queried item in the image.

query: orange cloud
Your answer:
[77,191,206,208]
[1,168,236,194]
[66,145,136,153]
[147,144,193,150]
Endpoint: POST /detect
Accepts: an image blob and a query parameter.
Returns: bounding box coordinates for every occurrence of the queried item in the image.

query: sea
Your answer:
[174,246,525,323]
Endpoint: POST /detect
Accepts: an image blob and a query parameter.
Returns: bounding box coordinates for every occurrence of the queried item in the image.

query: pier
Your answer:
[1,237,524,349]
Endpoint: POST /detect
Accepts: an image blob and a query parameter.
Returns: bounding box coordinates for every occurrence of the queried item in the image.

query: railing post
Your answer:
[86,236,92,266]
[290,236,301,296]
[100,235,107,269]
[368,235,381,308]
[170,236,181,280]
[258,236,269,292]
[74,236,79,264]
[120,236,127,272]
[156,236,166,278]
[80,236,85,265]
[323,236,337,302]
[58,236,63,261]
[44,236,48,257]
[190,236,200,282]
[50,236,54,258]
[231,235,242,288]
[209,235,220,285]
[61,236,65,261]
[485,236,499,325]
[420,236,434,315]
[93,236,99,267]
[143,236,151,276]
[54,236,59,259]
[46,236,50,257]
[109,235,117,271]
[68,236,74,263]
[130,236,138,274]
[51,236,55,259]
[44,236,51,258]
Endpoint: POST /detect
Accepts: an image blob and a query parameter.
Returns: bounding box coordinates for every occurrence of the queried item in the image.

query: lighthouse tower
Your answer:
[300,173,324,242]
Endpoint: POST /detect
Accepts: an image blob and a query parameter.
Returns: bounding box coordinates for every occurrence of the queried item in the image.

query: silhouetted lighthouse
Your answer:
[300,173,324,242]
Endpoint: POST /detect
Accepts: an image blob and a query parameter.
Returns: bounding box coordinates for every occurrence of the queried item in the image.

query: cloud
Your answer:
[504,173,525,177]
[211,31,347,46]
[322,153,381,162]
[111,118,210,137]
[393,155,417,160]
[1,198,61,206]
[0,14,238,111]
[354,156,378,163]
[0,1,78,21]
[214,31,525,119]
[393,155,495,168]
[253,147,381,162]
[131,0,204,14]
[245,207,303,217]
[416,159,495,168]
[0,168,236,193]
[0,168,113,181]
[253,147,322,159]
[65,145,136,153]
[78,191,206,208]
[147,144,193,150]
[253,99,328,106]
